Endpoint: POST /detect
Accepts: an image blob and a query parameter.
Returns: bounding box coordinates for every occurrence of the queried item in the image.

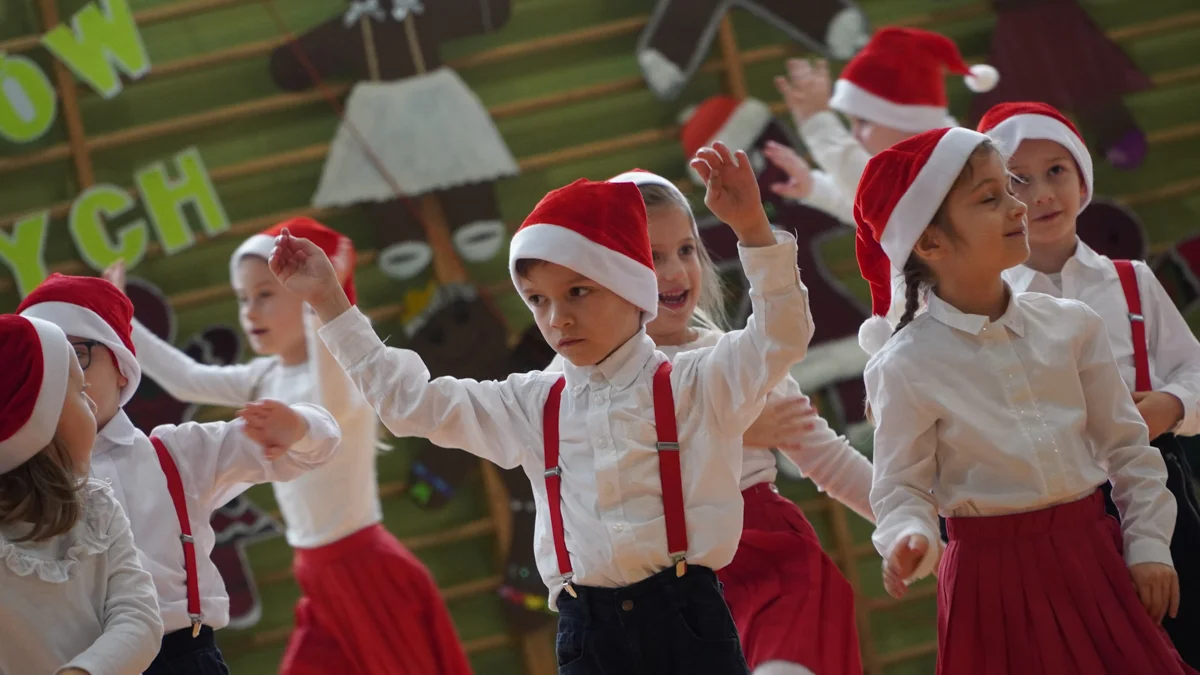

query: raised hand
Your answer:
[1129,562,1181,623]
[237,400,308,460]
[882,534,929,599]
[743,392,816,449]
[763,141,816,200]
[269,228,351,322]
[102,259,127,293]
[691,142,776,248]
[775,58,832,125]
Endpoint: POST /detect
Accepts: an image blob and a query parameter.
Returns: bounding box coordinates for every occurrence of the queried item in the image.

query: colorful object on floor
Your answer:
[638,0,870,100]
[121,277,283,630]
[969,0,1154,170]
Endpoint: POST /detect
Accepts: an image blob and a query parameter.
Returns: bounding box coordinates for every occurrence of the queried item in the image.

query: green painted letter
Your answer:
[0,212,50,298]
[40,0,150,99]
[0,53,57,143]
[69,185,147,271]
[136,147,230,254]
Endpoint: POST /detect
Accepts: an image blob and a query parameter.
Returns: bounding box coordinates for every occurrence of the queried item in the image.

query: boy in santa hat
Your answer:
[982,101,1200,668]
[17,274,343,675]
[270,144,814,675]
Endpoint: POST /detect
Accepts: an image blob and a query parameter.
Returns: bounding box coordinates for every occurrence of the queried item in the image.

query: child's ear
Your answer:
[117,373,129,388]
[912,224,947,262]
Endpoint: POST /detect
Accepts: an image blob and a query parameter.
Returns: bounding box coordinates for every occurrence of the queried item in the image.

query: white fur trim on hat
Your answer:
[0,318,72,474]
[858,315,893,356]
[830,79,948,133]
[230,234,276,283]
[509,224,659,320]
[880,128,991,267]
[707,98,773,152]
[609,171,689,205]
[985,113,1093,211]
[19,302,142,406]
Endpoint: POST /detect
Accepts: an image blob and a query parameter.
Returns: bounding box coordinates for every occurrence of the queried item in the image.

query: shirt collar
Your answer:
[926,284,1026,338]
[1007,237,1111,293]
[96,410,137,451]
[560,329,657,393]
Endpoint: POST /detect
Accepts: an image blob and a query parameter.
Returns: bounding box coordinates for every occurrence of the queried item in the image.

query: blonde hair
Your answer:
[637,183,728,332]
[0,439,84,543]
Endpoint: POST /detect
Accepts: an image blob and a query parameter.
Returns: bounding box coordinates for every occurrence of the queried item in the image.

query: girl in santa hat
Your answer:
[17,273,343,675]
[0,314,163,675]
[104,218,471,675]
[538,169,873,675]
[857,127,1193,674]
[981,101,1200,668]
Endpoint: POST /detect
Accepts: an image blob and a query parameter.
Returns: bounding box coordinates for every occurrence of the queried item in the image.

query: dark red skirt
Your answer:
[279,524,472,675]
[717,482,862,674]
[938,490,1195,675]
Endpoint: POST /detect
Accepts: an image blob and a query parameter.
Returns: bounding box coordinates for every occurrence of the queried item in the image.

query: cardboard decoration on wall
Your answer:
[968,0,1154,170]
[269,0,516,283]
[123,278,283,630]
[637,0,869,100]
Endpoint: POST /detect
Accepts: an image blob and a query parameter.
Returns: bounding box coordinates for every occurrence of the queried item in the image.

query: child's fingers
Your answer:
[787,57,811,81]
[713,142,737,168]
[1169,573,1181,619]
[733,149,752,173]
[690,158,713,184]
[816,58,830,79]
[694,146,724,169]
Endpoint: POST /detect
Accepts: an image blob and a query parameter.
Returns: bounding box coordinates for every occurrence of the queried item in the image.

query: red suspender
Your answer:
[542,360,687,597]
[150,436,203,637]
[1113,260,1153,393]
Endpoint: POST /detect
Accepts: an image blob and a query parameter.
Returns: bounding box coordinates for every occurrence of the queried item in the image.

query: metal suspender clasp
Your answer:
[561,572,578,598]
[670,552,688,578]
[180,533,194,544]
[544,466,562,478]
[189,614,203,638]
[1129,312,1145,323]
[656,442,680,451]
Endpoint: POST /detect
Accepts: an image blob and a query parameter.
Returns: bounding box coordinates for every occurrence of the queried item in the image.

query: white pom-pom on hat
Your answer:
[964,64,999,93]
[858,315,893,356]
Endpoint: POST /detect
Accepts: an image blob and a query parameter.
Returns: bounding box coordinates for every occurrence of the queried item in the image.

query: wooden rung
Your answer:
[462,632,515,655]
[442,574,503,602]
[1108,9,1200,41]
[445,15,648,70]
[518,126,680,173]
[81,37,288,95]
[865,583,938,611]
[877,639,939,667]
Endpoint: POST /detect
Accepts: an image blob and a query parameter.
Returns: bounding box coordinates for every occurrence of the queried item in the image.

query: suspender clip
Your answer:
[544,466,562,478]
[180,533,195,545]
[1129,312,1145,323]
[656,442,680,451]
[189,614,203,638]
[561,573,578,599]
[670,552,688,578]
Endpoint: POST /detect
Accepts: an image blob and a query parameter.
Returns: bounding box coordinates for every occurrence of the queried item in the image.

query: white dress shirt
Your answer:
[1004,239,1200,436]
[318,232,813,606]
[865,290,1175,582]
[89,407,340,633]
[547,328,874,521]
[132,312,382,549]
[0,480,163,675]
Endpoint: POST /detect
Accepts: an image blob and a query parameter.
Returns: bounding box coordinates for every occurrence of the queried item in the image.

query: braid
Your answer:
[893,259,928,335]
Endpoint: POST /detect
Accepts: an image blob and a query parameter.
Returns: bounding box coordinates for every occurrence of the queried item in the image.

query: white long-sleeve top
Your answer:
[89,406,340,633]
[0,480,163,675]
[317,232,813,606]
[1004,239,1200,436]
[865,290,1175,583]
[132,311,382,549]
[546,328,874,521]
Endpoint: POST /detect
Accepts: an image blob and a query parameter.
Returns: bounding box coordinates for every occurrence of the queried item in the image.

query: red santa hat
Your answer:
[232,217,357,305]
[830,28,998,133]
[679,96,774,162]
[18,274,141,406]
[977,101,1093,211]
[0,315,73,474]
[509,179,658,320]
[854,127,993,354]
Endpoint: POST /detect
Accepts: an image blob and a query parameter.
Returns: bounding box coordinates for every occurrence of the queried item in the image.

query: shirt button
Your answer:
[596,437,608,448]
[621,599,634,611]
[613,524,624,532]
[593,393,604,404]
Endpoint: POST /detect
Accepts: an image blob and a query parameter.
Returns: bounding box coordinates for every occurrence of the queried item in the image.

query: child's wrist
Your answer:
[735,216,776,248]
[311,289,353,324]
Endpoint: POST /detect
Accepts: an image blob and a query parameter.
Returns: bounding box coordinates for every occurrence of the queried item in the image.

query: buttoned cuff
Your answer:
[738,231,801,294]
[1125,537,1174,569]
[1157,384,1197,436]
[316,305,381,370]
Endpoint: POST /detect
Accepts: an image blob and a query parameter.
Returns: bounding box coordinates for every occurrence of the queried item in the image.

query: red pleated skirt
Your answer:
[279,524,473,675]
[938,490,1196,675]
[717,482,862,674]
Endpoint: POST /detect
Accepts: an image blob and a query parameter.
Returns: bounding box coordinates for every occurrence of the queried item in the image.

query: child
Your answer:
[982,101,1200,668]
[541,169,872,675]
[856,127,1192,674]
[272,143,814,675]
[0,314,163,675]
[109,218,471,675]
[17,273,343,675]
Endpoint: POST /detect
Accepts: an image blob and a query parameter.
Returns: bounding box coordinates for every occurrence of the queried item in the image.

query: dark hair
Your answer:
[0,439,85,543]
[513,258,545,279]
[637,183,728,331]
[892,140,998,335]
